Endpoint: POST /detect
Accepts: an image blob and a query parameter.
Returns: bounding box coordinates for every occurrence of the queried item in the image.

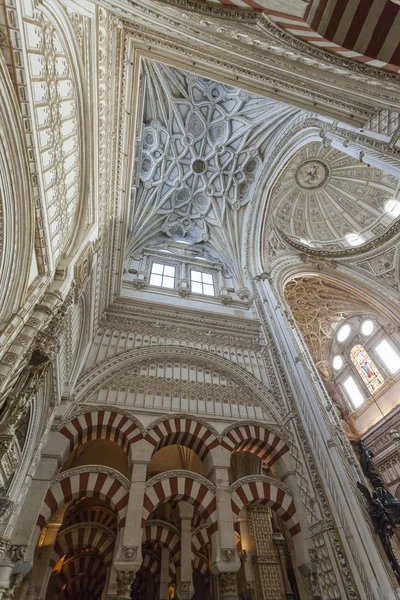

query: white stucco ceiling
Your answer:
[272,142,399,251]
[126,61,400,278]
[126,60,303,282]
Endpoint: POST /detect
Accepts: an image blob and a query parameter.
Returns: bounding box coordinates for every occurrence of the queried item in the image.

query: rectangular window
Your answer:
[190,270,215,296]
[343,376,365,409]
[149,262,176,289]
[375,339,400,375]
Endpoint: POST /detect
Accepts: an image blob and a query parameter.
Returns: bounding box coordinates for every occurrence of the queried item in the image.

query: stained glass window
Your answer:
[350,345,384,394]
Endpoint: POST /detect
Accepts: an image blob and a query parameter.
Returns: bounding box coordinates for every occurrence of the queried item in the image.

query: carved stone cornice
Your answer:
[278,218,400,259]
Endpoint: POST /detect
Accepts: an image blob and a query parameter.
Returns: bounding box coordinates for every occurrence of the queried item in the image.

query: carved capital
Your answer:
[116,570,135,597]
[218,572,238,596]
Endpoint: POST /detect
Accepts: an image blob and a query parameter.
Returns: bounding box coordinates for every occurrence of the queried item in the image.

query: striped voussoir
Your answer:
[191,526,209,553]
[144,522,180,559]
[222,425,289,466]
[231,480,300,537]
[37,471,129,530]
[145,417,219,461]
[49,524,115,568]
[57,566,105,600]
[143,476,217,535]
[57,554,106,585]
[59,410,142,454]
[193,553,208,575]
[65,507,117,530]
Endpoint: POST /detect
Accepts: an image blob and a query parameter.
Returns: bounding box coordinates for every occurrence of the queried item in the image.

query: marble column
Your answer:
[176,502,194,600]
[247,505,285,600]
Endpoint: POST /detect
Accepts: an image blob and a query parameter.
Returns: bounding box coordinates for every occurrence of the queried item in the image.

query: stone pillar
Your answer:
[273,533,294,598]
[247,505,285,600]
[109,439,153,598]
[237,512,255,598]
[208,448,241,577]
[31,522,61,599]
[11,455,59,569]
[158,546,170,600]
[176,502,194,600]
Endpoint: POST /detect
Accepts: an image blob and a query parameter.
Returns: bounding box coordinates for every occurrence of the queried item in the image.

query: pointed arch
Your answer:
[230,475,300,537]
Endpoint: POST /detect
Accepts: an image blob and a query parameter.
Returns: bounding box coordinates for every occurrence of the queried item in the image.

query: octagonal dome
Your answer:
[271,142,400,251]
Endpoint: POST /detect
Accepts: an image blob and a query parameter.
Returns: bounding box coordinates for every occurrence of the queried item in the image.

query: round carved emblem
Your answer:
[295,159,329,190]
[192,159,206,174]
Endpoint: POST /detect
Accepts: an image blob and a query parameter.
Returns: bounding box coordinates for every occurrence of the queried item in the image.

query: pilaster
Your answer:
[247,505,285,600]
[208,450,241,577]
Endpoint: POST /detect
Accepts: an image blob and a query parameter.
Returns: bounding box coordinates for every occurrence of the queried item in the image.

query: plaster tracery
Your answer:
[128,59,303,281]
[284,276,372,363]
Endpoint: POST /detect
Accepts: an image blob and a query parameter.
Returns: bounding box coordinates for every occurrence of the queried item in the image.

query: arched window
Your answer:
[350,345,384,394]
[330,316,400,411]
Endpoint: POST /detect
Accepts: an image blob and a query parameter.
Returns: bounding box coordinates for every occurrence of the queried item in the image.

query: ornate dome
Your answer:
[271,142,399,251]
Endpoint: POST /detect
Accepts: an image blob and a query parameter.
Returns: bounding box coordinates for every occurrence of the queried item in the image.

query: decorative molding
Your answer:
[229,474,293,496]
[50,465,130,490]
[145,470,216,493]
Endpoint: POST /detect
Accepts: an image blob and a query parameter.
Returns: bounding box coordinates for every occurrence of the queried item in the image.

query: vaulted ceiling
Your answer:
[125,60,400,283]
[126,60,304,283]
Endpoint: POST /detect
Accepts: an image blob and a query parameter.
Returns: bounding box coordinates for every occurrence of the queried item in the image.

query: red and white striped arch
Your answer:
[57,554,106,584]
[37,470,129,530]
[193,553,208,576]
[231,479,300,537]
[191,525,209,554]
[58,573,105,600]
[59,409,142,455]
[143,474,218,535]
[54,554,106,599]
[222,424,289,467]
[145,417,219,461]
[65,506,117,530]
[143,522,180,560]
[49,524,115,569]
